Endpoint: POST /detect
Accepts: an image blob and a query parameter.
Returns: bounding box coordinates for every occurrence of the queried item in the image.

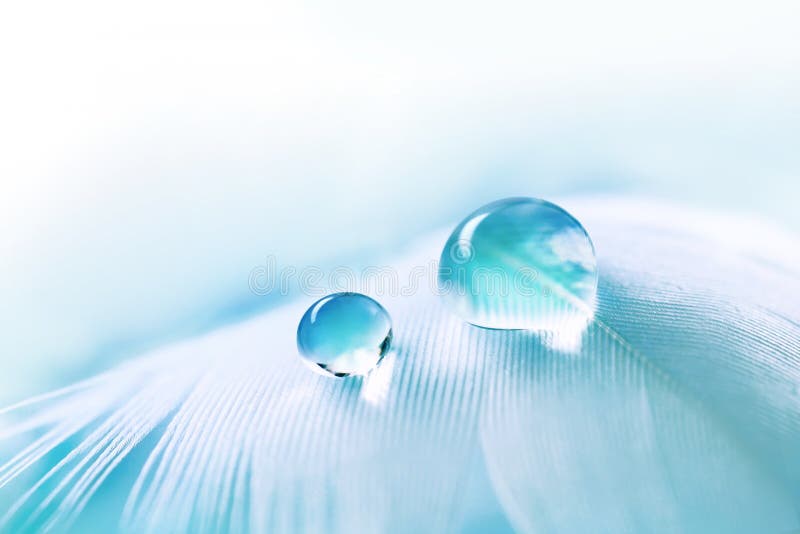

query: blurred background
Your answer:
[1,0,798,403]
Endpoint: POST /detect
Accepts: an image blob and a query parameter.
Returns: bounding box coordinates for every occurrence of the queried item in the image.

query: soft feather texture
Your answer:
[1,197,799,533]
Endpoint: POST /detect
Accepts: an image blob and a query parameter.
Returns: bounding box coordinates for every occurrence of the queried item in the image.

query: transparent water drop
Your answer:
[297,292,393,377]
[438,197,597,336]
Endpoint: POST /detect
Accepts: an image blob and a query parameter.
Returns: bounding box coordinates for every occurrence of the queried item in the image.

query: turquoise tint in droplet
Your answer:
[297,292,393,377]
[438,197,597,332]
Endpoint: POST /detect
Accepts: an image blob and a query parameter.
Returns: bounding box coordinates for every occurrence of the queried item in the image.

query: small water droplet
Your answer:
[438,197,597,333]
[297,292,393,377]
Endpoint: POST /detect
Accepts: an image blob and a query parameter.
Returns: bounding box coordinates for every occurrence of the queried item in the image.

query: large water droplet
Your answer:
[438,197,597,334]
[297,292,393,377]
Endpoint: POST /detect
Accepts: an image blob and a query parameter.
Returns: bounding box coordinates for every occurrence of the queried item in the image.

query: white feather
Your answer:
[1,197,799,533]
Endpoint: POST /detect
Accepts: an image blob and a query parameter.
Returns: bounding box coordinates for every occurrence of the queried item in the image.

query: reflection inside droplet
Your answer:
[297,292,393,377]
[438,197,597,345]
